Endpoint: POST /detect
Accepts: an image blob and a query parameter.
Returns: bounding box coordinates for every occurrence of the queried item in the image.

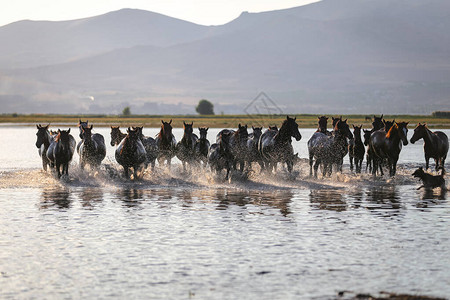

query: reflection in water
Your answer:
[79,188,103,209]
[365,186,403,218]
[417,188,447,208]
[40,187,72,210]
[309,189,347,211]
[214,189,293,216]
[121,189,144,208]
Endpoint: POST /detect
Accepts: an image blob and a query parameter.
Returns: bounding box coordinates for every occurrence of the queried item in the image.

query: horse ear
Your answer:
[127,127,131,133]
[190,122,193,126]
[169,119,172,125]
[206,127,209,131]
[161,120,164,124]
[343,119,347,123]
[67,128,70,133]
[79,119,81,124]
[36,124,40,129]
[294,117,296,121]
[90,125,93,129]
[380,114,384,119]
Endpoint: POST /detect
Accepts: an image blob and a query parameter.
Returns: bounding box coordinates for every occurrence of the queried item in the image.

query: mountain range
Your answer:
[1,0,449,115]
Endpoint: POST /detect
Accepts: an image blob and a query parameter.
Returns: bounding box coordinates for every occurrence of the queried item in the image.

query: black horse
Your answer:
[208,131,234,180]
[134,126,158,171]
[47,129,76,178]
[115,127,147,180]
[217,124,249,172]
[194,127,210,168]
[78,125,106,170]
[370,121,409,177]
[35,124,55,171]
[246,126,264,170]
[350,125,365,173]
[176,122,199,172]
[259,116,302,173]
[155,120,176,168]
[372,114,384,131]
[110,126,127,147]
[308,119,353,177]
[410,123,448,174]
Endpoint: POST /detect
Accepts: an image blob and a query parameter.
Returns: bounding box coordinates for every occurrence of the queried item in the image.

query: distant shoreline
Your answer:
[1,114,449,129]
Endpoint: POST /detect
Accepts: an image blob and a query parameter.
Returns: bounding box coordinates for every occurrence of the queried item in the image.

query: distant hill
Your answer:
[1,0,449,115]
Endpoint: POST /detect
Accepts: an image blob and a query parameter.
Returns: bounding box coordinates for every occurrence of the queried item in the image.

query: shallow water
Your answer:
[0,126,449,299]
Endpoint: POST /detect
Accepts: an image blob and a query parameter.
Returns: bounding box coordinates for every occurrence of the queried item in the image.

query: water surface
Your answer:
[0,127,449,299]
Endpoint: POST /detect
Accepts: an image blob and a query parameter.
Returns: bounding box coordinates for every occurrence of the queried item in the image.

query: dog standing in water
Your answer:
[412,167,446,190]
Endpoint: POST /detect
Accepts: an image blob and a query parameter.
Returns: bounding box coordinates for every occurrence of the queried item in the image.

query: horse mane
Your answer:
[385,123,398,139]
[54,132,61,142]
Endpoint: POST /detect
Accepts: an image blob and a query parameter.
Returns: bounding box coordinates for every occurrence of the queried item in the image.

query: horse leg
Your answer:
[287,159,293,173]
[349,156,354,171]
[123,166,129,179]
[309,153,314,177]
[313,159,320,178]
[425,156,430,171]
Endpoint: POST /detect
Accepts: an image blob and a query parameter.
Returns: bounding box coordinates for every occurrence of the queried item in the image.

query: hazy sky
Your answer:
[1,0,319,27]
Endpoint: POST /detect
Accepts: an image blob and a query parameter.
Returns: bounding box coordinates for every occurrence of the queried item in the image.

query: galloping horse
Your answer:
[308,119,353,177]
[115,127,147,179]
[194,127,210,168]
[47,129,76,178]
[259,116,302,173]
[410,123,448,174]
[246,126,263,170]
[78,125,106,170]
[110,126,127,147]
[176,122,199,171]
[350,125,365,173]
[155,120,176,168]
[35,124,55,171]
[208,131,234,180]
[370,121,409,177]
[134,126,158,170]
[217,124,249,172]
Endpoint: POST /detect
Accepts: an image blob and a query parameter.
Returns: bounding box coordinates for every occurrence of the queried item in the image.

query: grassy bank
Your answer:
[1,113,449,129]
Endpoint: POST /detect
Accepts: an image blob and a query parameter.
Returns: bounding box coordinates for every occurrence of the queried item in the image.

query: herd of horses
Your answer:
[35,115,448,181]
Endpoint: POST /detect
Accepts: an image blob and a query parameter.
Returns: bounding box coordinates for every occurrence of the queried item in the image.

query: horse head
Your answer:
[252,126,263,140]
[78,119,89,139]
[334,119,353,139]
[269,125,278,131]
[372,114,384,131]
[353,124,362,139]
[35,124,50,148]
[236,124,249,141]
[383,119,395,132]
[198,127,209,140]
[396,121,409,146]
[110,126,123,146]
[332,116,342,128]
[410,123,426,144]
[160,120,173,140]
[81,125,93,141]
[363,129,372,146]
[183,121,194,136]
[56,129,71,144]
[284,116,301,141]
[317,116,328,133]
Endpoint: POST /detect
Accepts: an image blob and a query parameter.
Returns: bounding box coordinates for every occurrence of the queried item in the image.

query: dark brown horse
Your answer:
[246,126,264,170]
[370,122,409,177]
[35,124,55,171]
[134,126,158,171]
[115,127,147,179]
[110,126,127,147]
[208,131,234,180]
[155,120,176,168]
[259,116,301,173]
[350,125,365,173]
[410,123,448,174]
[194,127,210,168]
[308,119,353,177]
[47,129,76,178]
[176,122,199,171]
[78,125,106,170]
